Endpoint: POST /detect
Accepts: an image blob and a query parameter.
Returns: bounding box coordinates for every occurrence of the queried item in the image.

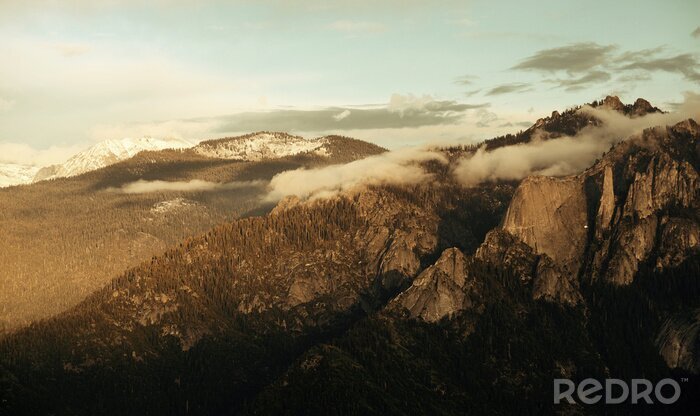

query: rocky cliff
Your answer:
[491,119,698,292]
[390,248,483,322]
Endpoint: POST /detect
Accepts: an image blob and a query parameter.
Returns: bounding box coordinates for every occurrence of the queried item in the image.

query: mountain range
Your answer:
[0,132,353,188]
[0,96,698,415]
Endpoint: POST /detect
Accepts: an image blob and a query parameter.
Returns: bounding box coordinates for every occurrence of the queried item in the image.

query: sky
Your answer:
[0,0,699,165]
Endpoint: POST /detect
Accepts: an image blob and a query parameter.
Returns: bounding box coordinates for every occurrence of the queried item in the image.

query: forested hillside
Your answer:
[0,179,515,415]
[0,134,384,332]
[1,101,698,416]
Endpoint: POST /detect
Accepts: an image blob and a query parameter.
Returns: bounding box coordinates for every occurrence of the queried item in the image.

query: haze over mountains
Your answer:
[1,96,698,415]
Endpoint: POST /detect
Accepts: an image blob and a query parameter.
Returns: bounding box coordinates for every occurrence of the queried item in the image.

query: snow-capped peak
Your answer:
[193,132,327,161]
[34,136,194,182]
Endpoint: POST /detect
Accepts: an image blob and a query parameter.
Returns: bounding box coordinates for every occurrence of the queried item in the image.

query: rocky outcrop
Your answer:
[601,95,625,112]
[632,98,655,116]
[597,96,661,117]
[600,216,658,285]
[593,130,699,285]
[390,248,481,322]
[656,309,700,374]
[533,255,583,306]
[502,176,588,275]
[475,230,539,284]
[479,118,699,300]
[656,218,700,269]
[475,229,583,306]
[354,191,439,291]
[622,153,698,220]
[595,165,616,239]
[671,118,700,136]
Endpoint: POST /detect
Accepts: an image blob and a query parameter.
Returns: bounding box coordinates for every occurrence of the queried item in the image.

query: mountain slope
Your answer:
[1,99,698,415]
[247,118,700,415]
[0,181,514,415]
[0,134,385,332]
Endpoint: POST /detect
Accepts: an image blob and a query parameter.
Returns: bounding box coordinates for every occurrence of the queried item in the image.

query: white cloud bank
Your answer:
[453,92,700,186]
[265,146,447,201]
[113,179,265,194]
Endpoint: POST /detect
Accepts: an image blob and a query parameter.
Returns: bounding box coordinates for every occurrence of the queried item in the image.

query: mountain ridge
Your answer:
[1,97,698,415]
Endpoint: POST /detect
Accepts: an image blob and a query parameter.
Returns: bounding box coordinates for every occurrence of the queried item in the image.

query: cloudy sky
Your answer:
[0,0,698,165]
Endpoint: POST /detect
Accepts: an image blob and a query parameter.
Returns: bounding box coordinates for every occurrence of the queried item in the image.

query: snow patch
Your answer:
[194,132,327,161]
[150,198,200,214]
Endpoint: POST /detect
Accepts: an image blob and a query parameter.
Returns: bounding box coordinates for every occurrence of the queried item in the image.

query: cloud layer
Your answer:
[453,93,700,186]
[265,146,446,201]
[113,179,265,194]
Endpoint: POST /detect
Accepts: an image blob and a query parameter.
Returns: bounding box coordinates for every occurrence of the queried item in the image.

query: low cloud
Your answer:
[692,27,700,38]
[453,94,700,186]
[113,179,265,194]
[486,83,532,96]
[265,147,446,201]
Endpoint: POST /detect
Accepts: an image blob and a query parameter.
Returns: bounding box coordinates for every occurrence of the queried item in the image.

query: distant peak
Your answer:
[593,95,661,117]
[601,95,625,111]
[632,98,655,115]
[633,98,652,109]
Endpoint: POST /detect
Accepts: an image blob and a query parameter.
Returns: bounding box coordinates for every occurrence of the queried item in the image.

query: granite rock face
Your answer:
[656,218,700,269]
[475,229,540,284]
[495,176,587,304]
[391,248,481,322]
[595,165,616,240]
[469,119,699,307]
[622,153,698,220]
[600,216,659,285]
[502,175,588,275]
[532,255,583,306]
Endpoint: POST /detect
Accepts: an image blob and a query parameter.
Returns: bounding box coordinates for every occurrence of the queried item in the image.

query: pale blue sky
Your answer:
[0,0,698,164]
